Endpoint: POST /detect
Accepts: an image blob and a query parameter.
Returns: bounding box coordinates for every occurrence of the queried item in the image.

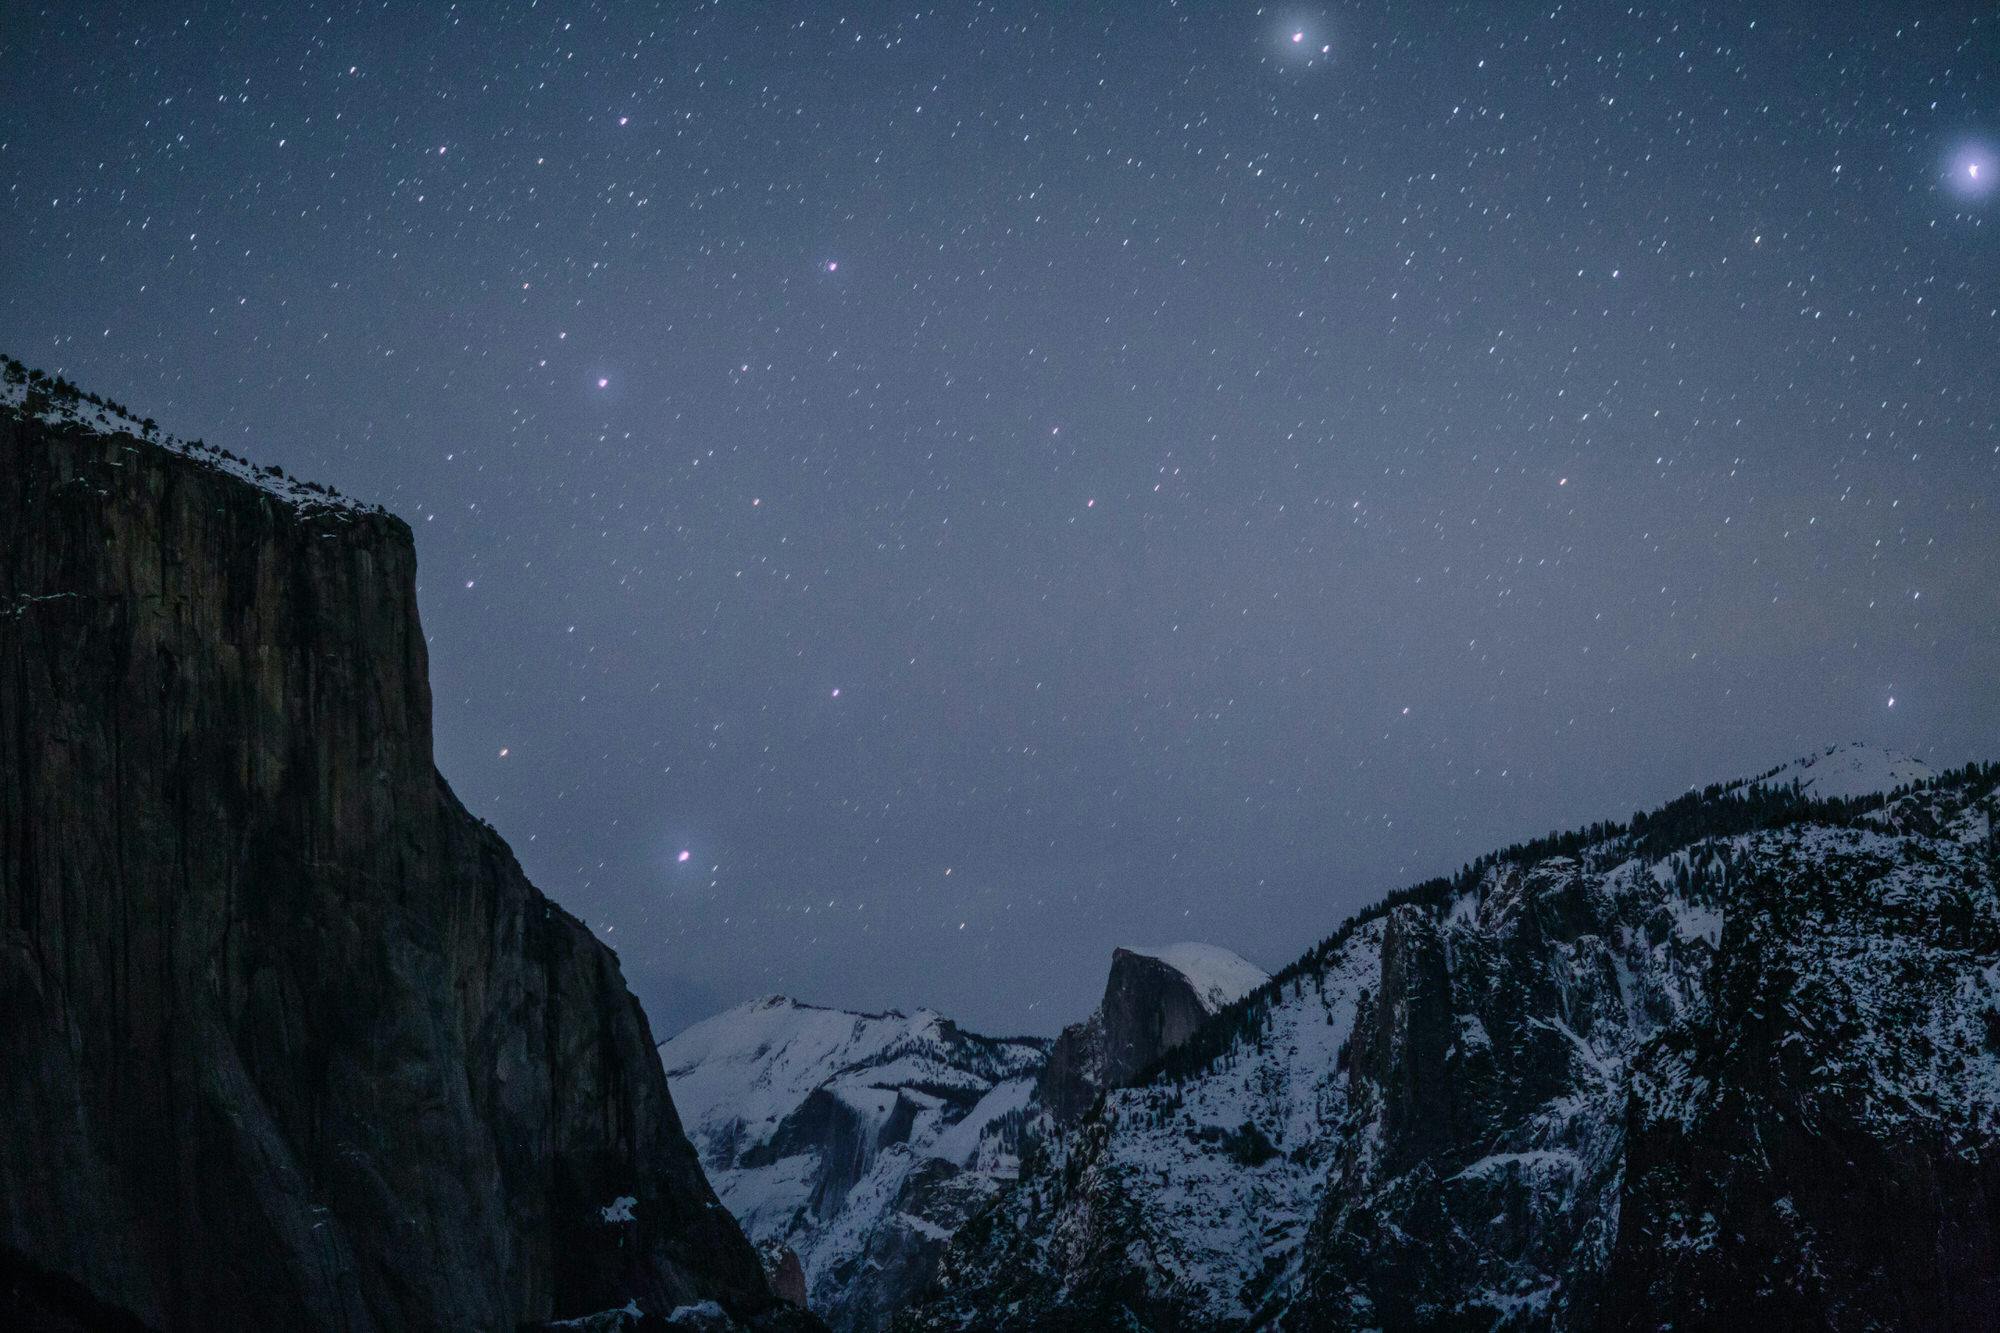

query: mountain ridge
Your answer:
[665,943,1267,1330]
[906,748,1999,1330]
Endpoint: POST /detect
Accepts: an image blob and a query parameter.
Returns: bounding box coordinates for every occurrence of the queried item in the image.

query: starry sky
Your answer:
[5,3,1997,1038]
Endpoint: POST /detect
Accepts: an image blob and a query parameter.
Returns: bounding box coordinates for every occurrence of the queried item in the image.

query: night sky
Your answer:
[5,3,1997,1038]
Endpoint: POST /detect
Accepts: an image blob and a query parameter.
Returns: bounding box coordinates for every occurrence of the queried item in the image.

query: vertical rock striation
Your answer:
[0,398,802,1330]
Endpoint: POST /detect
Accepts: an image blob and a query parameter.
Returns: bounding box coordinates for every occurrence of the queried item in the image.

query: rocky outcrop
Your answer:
[1036,944,1267,1125]
[910,755,2000,1330]
[0,388,807,1329]
[757,1243,809,1309]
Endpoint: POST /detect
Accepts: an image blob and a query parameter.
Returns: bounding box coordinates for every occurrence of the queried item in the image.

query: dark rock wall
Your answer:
[1035,948,1214,1124]
[0,413,785,1329]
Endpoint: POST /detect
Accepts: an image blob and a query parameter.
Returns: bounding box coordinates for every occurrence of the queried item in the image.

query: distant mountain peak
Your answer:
[1036,942,1272,1126]
[661,997,1047,1331]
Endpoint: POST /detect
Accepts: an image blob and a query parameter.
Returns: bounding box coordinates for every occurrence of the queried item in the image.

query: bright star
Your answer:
[1292,31,1303,42]
[677,849,691,863]
[596,376,608,388]
[1947,142,1997,198]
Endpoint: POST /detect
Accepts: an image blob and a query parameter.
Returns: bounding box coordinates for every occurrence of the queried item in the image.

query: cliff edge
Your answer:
[0,377,804,1330]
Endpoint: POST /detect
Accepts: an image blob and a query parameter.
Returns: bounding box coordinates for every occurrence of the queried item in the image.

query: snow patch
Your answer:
[1123,942,1269,1013]
[1737,742,1936,803]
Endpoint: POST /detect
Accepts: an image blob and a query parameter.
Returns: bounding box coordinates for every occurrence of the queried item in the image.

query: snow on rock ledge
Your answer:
[1121,942,1269,1014]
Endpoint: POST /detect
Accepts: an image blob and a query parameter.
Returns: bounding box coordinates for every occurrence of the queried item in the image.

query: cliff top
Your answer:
[3,353,382,519]
[1116,943,1268,1015]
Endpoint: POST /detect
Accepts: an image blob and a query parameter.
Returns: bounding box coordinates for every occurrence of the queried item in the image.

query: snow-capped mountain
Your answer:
[662,997,1041,1332]
[1036,943,1269,1125]
[664,943,1266,1331]
[911,747,2000,1329]
[1123,944,1271,1016]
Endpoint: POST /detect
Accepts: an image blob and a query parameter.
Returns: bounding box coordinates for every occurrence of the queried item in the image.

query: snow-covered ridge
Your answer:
[662,995,1048,1330]
[1730,741,1936,803]
[663,995,1042,1155]
[1121,943,1268,1014]
[3,357,378,517]
[668,944,1270,1328]
[910,759,2000,1330]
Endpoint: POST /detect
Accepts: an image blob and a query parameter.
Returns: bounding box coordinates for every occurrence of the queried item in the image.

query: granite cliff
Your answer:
[0,371,809,1330]
[1037,944,1269,1127]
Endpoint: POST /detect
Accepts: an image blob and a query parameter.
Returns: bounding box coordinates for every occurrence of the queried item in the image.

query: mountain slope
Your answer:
[664,998,1047,1332]
[910,749,1999,1330]
[665,944,1265,1330]
[0,367,806,1330]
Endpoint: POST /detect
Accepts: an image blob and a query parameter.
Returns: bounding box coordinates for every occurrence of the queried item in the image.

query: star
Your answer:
[596,376,609,388]
[1948,143,1996,197]
[1292,31,1303,43]
[677,849,692,863]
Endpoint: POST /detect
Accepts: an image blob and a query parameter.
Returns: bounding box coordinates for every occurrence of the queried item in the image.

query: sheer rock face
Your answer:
[0,409,796,1330]
[1036,947,1266,1126]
